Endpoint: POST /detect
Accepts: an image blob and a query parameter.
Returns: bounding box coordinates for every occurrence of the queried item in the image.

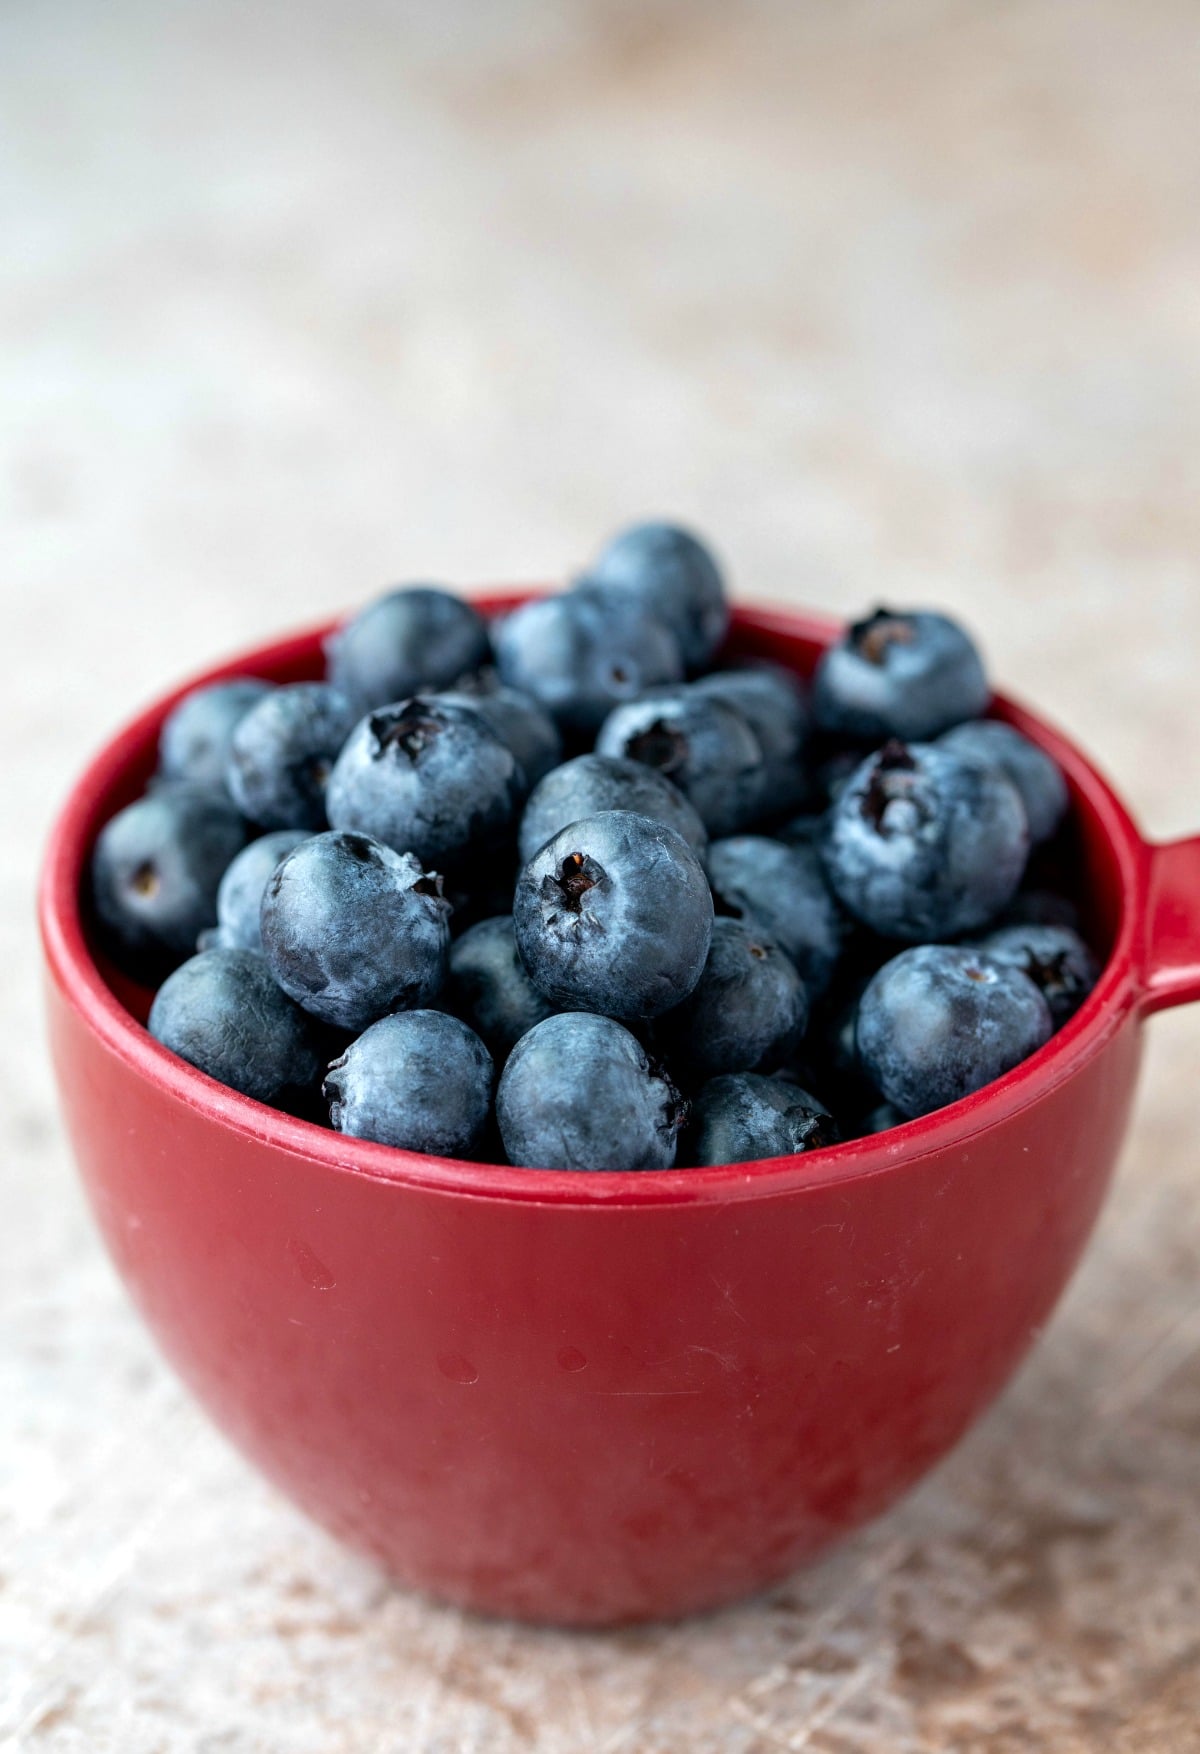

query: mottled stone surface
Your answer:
[4,1,1200,1748]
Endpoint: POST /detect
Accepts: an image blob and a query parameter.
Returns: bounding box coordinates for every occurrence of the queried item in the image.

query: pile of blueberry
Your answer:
[90,521,1098,1171]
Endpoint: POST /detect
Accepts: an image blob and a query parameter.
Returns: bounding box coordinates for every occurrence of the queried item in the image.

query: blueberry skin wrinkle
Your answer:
[325,1011,494,1156]
[325,585,491,712]
[493,586,684,736]
[813,608,990,743]
[226,682,356,831]
[149,947,324,1104]
[595,688,766,838]
[585,520,729,672]
[707,835,844,997]
[158,678,273,794]
[824,741,1030,942]
[971,922,1099,1030]
[205,828,310,952]
[446,914,558,1058]
[687,1073,839,1167]
[518,752,708,867]
[326,696,525,869]
[938,718,1069,845]
[513,810,714,1021]
[656,916,810,1083]
[91,787,248,972]
[856,944,1053,1118]
[260,830,451,1032]
[496,1012,684,1171]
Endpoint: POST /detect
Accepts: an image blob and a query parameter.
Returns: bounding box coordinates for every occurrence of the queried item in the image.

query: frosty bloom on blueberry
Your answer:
[326,695,524,869]
[90,519,1097,1170]
[823,740,1029,942]
[260,830,451,1032]
[813,607,990,743]
[512,810,714,1021]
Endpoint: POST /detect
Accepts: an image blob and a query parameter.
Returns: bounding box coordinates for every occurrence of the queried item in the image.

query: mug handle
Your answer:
[1141,836,1200,1014]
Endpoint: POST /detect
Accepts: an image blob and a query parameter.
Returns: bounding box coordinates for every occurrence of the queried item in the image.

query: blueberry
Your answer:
[226,683,355,830]
[856,944,1053,1118]
[972,923,1098,1029]
[999,888,1082,933]
[446,914,558,1058]
[517,752,708,867]
[91,788,247,975]
[513,810,713,1020]
[687,1073,839,1166]
[206,829,310,953]
[858,1100,909,1137]
[149,947,324,1104]
[158,678,273,794]
[586,521,728,671]
[707,835,844,996]
[656,917,809,1083]
[437,674,562,789]
[776,812,828,850]
[813,608,989,742]
[496,1012,684,1171]
[260,830,451,1031]
[595,689,765,837]
[325,586,491,712]
[691,665,808,814]
[938,719,1069,845]
[324,1010,493,1156]
[326,696,524,869]
[824,741,1029,941]
[493,587,684,736]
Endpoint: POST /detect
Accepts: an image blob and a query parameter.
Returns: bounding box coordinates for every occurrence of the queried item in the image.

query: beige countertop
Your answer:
[4,2,1200,1748]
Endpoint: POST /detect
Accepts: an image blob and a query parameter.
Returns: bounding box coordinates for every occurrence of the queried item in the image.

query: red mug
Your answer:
[39,599,1200,1626]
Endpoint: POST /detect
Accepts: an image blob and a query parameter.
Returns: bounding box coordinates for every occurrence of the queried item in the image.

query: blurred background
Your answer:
[6,2,1200,1749]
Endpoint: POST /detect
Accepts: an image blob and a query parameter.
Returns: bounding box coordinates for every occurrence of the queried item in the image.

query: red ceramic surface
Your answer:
[39,600,1200,1626]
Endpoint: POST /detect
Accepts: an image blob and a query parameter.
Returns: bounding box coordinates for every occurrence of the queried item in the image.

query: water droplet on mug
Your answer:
[437,1351,479,1384]
[557,1346,588,1373]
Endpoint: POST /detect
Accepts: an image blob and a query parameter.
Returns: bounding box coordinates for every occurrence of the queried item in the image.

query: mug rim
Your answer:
[38,597,1150,1210]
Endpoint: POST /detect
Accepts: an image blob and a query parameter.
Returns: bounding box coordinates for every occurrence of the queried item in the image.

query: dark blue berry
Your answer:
[493,587,684,736]
[707,835,844,996]
[517,752,708,867]
[586,521,728,671]
[149,947,324,1104]
[858,1101,909,1136]
[326,696,524,869]
[656,917,809,1082]
[513,810,713,1020]
[260,830,450,1031]
[91,788,247,974]
[856,944,1052,1118]
[824,741,1029,941]
[497,1012,684,1171]
[325,586,491,712]
[938,719,1069,845]
[206,829,310,953]
[687,1074,838,1166]
[226,683,355,830]
[776,812,828,850]
[999,888,1082,933]
[595,689,765,837]
[813,608,989,743]
[438,675,562,789]
[972,923,1098,1029]
[158,678,273,794]
[691,665,808,814]
[446,914,558,1058]
[324,1010,493,1156]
